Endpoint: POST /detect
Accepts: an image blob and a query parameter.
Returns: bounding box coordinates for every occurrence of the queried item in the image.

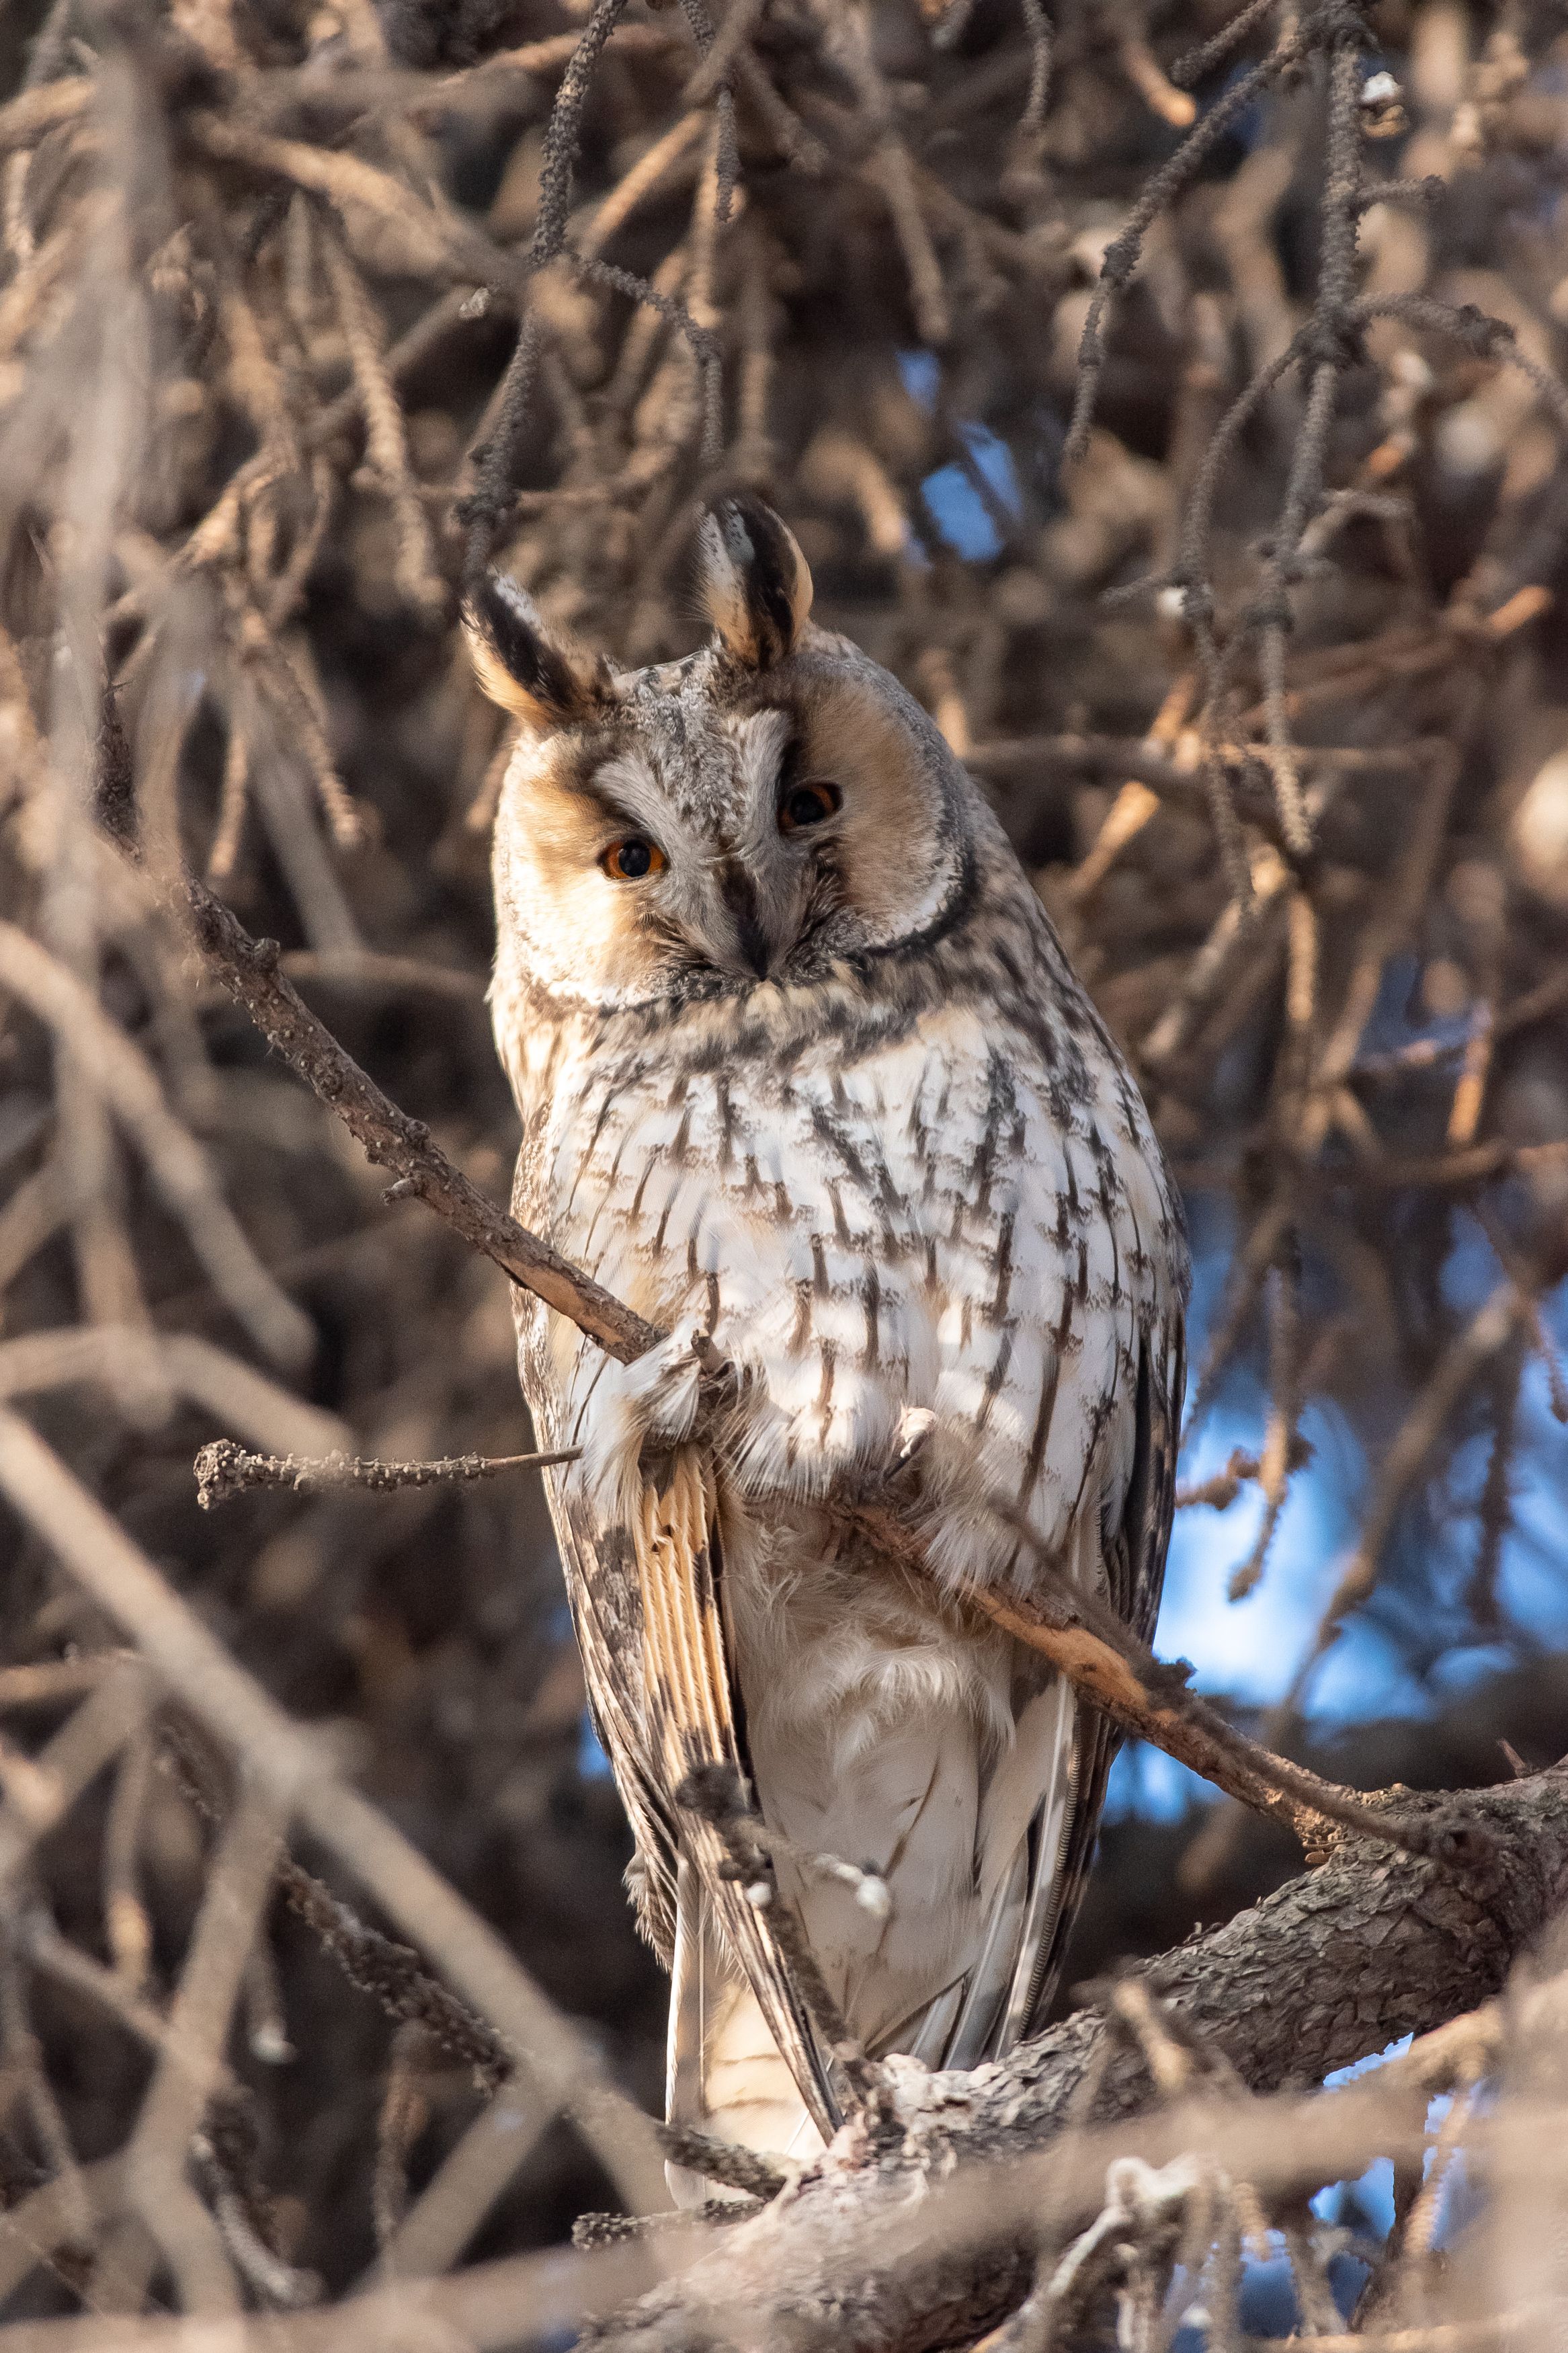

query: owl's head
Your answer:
[466,498,977,1014]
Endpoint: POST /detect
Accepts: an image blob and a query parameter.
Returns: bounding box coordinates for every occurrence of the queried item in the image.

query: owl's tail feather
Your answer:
[666,1858,825,2209]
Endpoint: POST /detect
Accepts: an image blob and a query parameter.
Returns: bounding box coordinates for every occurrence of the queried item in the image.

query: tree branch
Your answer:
[185,878,661,1365]
[964,1577,1483,1868]
[839,1499,1487,1872]
[577,1760,1568,2353]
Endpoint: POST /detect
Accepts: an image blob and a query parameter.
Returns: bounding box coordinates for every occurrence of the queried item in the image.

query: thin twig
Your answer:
[835,1498,1491,1871]
[194,1439,582,1509]
[0,1408,672,2217]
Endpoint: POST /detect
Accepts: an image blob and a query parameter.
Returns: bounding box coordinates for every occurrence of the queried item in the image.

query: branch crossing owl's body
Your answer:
[471,501,1187,2188]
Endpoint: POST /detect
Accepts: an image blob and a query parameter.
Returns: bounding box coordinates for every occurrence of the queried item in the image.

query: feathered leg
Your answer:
[665,1856,825,2207]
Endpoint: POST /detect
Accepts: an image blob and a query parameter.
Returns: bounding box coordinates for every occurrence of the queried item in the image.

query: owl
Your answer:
[466,497,1187,2190]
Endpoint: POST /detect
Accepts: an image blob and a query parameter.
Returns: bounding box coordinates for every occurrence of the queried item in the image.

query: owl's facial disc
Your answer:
[487,676,960,1007]
[472,495,968,1010]
[503,709,850,994]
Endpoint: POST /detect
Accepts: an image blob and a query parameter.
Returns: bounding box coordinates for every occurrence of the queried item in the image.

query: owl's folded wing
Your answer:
[556,1452,838,2142]
[1114,1310,1186,1647]
[1018,1307,1186,2041]
[554,1478,680,1954]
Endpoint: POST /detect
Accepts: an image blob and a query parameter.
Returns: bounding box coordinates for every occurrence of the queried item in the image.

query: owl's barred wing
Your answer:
[1020,1306,1187,2041]
[1114,1310,1186,1650]
[630,1455,837,2138]
[555,1482,679,1957]
[553,1451,836,2143]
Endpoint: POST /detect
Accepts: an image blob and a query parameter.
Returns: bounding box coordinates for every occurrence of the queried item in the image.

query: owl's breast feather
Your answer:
[522,996,1178,1587]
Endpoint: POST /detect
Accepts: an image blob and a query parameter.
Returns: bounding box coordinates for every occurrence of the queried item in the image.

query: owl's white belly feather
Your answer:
[506,982,1173,2157]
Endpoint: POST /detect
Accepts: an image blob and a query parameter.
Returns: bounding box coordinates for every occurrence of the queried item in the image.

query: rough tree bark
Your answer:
[586,1766,1568,2352]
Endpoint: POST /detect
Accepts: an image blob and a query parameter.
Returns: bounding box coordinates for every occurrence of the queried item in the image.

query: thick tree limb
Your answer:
[579,1761,1568,2353]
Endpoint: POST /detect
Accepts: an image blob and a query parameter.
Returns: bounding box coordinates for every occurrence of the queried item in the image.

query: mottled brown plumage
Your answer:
[470,497,1188,2182]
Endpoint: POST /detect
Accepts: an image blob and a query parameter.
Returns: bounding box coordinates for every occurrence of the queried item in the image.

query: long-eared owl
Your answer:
[467,497,1188,2186]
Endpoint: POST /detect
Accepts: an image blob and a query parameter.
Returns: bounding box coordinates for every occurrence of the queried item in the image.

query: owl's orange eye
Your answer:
[779,781,841,833]
[601,838,667,881]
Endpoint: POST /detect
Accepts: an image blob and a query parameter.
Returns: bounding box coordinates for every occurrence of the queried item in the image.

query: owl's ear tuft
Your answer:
[463,573,608,731]
[696,496,813,668]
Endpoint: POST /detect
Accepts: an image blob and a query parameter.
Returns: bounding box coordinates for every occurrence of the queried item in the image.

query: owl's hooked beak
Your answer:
[714,858,785,982]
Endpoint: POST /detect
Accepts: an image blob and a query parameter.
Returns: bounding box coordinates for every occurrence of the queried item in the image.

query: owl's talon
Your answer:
[892,1407,937,1472]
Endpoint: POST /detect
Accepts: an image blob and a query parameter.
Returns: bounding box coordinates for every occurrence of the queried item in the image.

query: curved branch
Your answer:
[839,1499,1487,1871]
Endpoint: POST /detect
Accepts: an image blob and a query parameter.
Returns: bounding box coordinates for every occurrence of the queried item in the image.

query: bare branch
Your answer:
[194,1439,582,1509]
[0,1409,671,2217]
[185,879,662,1364]
[0,922,311,1367]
